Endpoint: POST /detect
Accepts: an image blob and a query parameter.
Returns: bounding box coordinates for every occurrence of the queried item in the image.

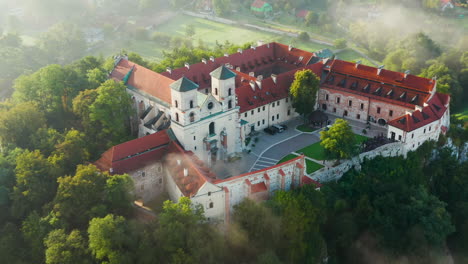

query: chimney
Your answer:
[271,74,277,84]
[236,67,241,71]
[209,56,215,62]
[202,58,207,64]
[249,80,256,91]
[183,168,188,177]
[355,60,362,68]
[249,72,255,77]
[251,45,256,50]
[224,53,229,57]
[184,62,190,69]
[288,45,293,51]
[377,65,384,75]
[166,67,172,74]
[257,40,264,47]
[404,70,410,79]
[256,75,263,89]
[267,43,270,48]
[237,48,242,54]
[176,159,181,166]
[123,53,128,60]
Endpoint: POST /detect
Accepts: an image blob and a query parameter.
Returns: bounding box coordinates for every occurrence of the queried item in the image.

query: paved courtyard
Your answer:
[212,114,388,179]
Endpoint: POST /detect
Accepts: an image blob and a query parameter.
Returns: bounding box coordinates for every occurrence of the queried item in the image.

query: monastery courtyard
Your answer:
[212,114,387,179]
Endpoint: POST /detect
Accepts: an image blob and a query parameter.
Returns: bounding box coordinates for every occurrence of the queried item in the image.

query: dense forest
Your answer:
[1,0,468,263]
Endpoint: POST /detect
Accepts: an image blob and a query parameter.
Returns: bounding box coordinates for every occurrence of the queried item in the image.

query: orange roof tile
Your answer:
[388,92,450,132]
[111,59,174,104]
[94,130,171,174]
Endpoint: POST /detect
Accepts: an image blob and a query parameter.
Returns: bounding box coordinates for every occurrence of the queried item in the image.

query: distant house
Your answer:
[296,10,309,19]
[251,0,273,16]
[441,0,454,11]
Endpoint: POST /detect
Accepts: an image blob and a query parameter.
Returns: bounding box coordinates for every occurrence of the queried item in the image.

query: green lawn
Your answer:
[306,159,324,174]
[296,124,317,133]
[297,141,326,160]
[335,49,376,66]
[277,154,299,164]
[297,134,369,160]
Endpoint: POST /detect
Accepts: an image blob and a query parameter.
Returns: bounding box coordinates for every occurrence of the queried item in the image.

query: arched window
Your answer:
[209,122,215,135]
[228,100,232,109]
[175,100,178,108]
[215,88,218,96]
[189,112,195,123]
[189,100,193,108]
[228,88,232,96]
[175,113,179,122]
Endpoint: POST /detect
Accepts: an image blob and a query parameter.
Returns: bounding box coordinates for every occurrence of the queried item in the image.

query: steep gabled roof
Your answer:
[388,92,450,132]
[210,65,236,80]
[110,59,174,104]
[94,130,171,174]
[170,76,199,92]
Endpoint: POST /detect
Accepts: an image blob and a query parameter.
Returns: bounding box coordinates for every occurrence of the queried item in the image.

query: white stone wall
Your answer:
[216,156,304,216]
[190,182,226,222]
[165,168,184,202]
[130,162,165,202]
[242,97,298,133]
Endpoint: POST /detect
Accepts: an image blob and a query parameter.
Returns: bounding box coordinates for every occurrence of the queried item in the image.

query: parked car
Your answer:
[280,124,288,130]
[272,124,285,133]
[264,127,277,135]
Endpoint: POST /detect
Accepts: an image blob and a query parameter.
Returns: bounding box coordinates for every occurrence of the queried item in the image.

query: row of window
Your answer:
[244,99,285,118]
[326,94,395,117]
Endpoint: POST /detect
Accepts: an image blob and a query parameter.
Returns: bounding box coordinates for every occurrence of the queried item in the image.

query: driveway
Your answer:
[248,118,321,172]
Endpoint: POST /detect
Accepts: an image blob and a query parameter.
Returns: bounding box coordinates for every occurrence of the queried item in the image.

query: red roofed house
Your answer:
[105,42,450,223]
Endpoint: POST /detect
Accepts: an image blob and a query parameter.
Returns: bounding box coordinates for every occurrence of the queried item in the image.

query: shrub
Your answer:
[298,32,310,42]
[334,38,347,49]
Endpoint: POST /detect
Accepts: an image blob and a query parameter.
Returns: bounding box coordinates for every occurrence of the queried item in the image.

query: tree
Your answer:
[44,229,90,264]
[51,129,90,174]
[53,165,108,228]
[37,22,87,64]
[185,24,195,38]
[289,69,320,123]
[420,61,461,99]
[155,197,225,263]
[305,11,319,25]
[21,211,52,263]
[213,0,230,16]
[11,150,59,219]
[89,80,134,147]
[320,119,358,160]
[88,214,136,264]
[298,32,310,42]
[334,38,347,49]
[0,102,46,149]
[13,64,85,128]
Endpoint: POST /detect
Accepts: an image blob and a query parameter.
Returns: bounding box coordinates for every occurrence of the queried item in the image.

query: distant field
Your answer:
[335,49,376,66]
[91,14,337,62]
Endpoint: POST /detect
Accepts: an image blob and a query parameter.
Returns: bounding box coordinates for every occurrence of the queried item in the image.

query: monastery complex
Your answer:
[95,42,450,223]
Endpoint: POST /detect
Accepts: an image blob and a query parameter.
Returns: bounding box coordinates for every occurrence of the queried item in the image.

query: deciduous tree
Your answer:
[320,119,358,160]
[289,69,320,123]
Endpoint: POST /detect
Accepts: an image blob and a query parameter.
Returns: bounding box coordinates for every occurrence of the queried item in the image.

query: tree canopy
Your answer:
[289,69,320,122]
[320,119,358,160]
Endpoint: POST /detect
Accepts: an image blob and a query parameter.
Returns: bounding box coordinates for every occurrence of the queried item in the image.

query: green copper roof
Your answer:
[315,48,334,59]
[170,77,199,92]
[210,65,236,80]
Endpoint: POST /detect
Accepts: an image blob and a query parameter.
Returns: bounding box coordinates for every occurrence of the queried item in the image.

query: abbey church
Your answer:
[96,42,450,223]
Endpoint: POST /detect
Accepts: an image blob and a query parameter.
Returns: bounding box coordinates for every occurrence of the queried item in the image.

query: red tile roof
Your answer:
[296,10,309,18]
[388,92,450,132]
[94,130,171,174]
[251,182,268,193]
[251,0,267,8]
[110,59,174,104]
[235,61,323,113]
[301,176,322,188]
[322,60,436,108]
[164,141,216,197]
